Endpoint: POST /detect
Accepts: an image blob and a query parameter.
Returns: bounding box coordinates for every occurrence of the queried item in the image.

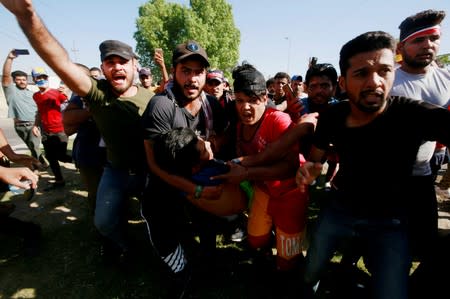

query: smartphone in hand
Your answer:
[14,49,30,56]
[284,82,306,116]
[283,83,295,98]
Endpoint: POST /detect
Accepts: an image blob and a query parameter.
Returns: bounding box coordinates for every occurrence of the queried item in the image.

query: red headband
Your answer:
[402,25,441,42]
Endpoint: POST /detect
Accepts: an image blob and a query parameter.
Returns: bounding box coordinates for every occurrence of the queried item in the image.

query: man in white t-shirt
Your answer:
[390,9,450,297]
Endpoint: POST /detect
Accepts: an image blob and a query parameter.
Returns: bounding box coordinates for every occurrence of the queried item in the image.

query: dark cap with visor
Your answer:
[232,64,266,96]
[99,40,139,61]
[172,40,209,67]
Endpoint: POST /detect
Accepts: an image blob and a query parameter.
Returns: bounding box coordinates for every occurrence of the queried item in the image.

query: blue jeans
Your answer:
[304,201,411,299]
[94,164,146,250]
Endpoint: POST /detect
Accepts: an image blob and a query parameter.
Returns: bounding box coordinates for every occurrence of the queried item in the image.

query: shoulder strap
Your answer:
[163,85,179,128]
[201,92,215,139]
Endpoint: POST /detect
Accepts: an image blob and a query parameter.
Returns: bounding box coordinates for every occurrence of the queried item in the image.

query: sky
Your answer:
[1,0,450,80]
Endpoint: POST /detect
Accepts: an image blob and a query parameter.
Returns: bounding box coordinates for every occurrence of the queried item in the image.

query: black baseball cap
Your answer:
[99,40,138,61]
[172,40,209,67]
[232,64,266,96]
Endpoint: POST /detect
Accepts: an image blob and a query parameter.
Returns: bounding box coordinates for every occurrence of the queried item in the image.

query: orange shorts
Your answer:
[247,185,308,260]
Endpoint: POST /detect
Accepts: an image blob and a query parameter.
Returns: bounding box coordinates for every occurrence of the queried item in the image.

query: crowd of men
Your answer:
[1,1,450,298]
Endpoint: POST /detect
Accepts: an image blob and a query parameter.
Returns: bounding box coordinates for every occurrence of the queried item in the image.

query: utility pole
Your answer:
[71,40,79,62]
[285,37,291,73]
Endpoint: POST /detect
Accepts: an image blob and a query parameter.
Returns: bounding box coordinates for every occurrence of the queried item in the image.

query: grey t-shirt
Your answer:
[391,66,450,176]
[2,84,37,121]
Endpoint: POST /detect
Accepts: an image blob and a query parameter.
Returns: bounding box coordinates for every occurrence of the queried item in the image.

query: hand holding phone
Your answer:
[283,83,296,101]
[14,49,30,56]
[154,48,164,66]
[284,83,305,119]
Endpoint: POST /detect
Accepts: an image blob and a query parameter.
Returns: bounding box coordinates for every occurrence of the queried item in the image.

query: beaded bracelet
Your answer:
[194,185,203,199]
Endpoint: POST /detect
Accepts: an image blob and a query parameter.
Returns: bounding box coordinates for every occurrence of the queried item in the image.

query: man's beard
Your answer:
[403,53,434,69]
[111,80,132,95]
[356,101,382,113]
[355,91,386,113]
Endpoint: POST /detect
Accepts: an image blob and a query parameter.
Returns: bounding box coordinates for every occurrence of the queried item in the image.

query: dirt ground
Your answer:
[0,162,263,299]
[1,161,450,298]
[436,165,450,230]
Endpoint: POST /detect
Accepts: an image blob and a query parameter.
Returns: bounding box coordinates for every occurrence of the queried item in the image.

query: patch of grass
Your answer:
[0,161,266,299]
[2,159,445,298]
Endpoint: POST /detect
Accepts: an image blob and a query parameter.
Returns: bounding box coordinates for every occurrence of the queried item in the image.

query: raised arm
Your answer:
[1,0,91,97]
[2,50,15,87]
[0,166,38,189]
[153,49,169,93]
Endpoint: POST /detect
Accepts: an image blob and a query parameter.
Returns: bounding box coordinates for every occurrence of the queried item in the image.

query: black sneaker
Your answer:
[167,266,192,299]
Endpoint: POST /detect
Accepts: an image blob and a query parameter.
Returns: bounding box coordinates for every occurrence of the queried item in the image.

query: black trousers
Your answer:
[141,178,220,268]
[405,175,438,260]
[42,131,71,181]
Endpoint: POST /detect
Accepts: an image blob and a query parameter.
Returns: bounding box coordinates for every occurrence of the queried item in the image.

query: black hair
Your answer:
[89,66,101,73]
[274,72,291,83]
[266,77,275,88]
[305,63,338,86]
[153,127,200,177]
[11,70,27,79]
[399,10,446,41]
[339,31,396,77]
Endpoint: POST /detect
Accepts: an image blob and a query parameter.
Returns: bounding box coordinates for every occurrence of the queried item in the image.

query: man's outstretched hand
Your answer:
[296,161,323,192]
[0,0,34,18]
[0,166,38,189]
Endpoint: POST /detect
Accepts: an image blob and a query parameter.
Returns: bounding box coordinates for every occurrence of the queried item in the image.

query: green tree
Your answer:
[437,53,450,67]
[134,0,240,81]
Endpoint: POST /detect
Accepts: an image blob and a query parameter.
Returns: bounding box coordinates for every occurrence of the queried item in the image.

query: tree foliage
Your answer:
[437,53,450,67]
[134,0,240,81]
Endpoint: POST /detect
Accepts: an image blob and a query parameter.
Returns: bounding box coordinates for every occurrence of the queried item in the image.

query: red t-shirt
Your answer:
[237,107,299,198]
[33,89,67,133]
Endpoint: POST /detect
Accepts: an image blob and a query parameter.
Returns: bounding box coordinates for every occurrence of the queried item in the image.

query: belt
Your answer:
[15,121,34,127]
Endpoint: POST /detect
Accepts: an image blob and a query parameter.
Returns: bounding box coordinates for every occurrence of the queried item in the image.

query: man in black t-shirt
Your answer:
[141,40,230,296]
[296,31,450,299]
